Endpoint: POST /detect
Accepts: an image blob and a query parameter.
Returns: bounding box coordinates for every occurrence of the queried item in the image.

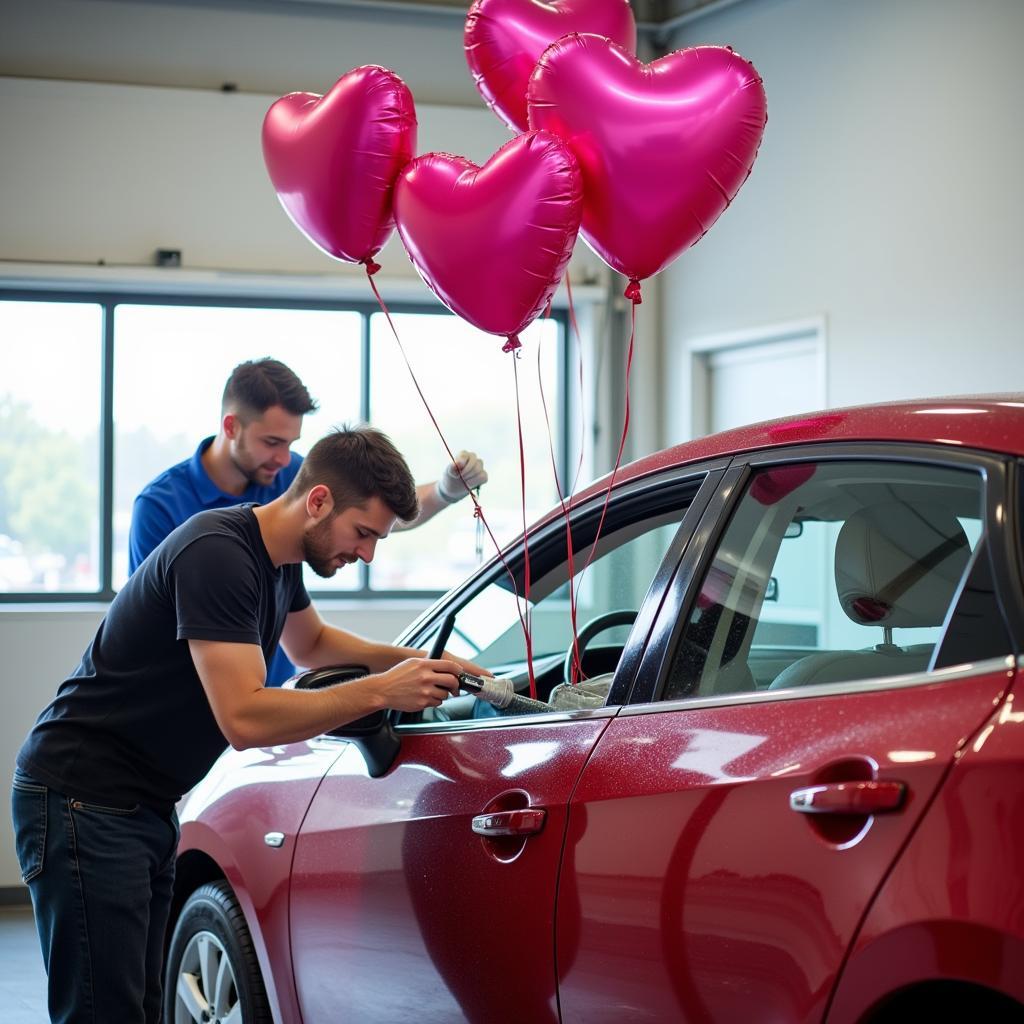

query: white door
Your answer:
[689,320,826,436]
[708,337,820,431]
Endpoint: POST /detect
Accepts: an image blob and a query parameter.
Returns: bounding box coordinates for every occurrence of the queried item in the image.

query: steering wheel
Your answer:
[564,609,638,683]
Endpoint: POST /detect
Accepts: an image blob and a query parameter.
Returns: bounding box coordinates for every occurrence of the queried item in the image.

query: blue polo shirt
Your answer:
[128,437,304,685]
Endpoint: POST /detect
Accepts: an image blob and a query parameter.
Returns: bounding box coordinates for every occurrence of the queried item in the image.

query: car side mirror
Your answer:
[286,664,400,778]
[333,709,390,735]
[290,665,370,691]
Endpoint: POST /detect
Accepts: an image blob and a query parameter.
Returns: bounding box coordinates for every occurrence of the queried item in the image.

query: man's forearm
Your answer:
[230,675,387,749]
[299,625,424,673]
[192,636,462,750]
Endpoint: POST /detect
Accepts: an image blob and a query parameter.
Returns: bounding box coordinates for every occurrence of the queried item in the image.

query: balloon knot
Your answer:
[473,504,483,519]
[624,279,643,304]
[362,258,382,276]
[502,334,522,354]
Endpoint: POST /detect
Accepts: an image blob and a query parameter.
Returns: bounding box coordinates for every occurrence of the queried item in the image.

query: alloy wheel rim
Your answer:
[174,929,242,1024]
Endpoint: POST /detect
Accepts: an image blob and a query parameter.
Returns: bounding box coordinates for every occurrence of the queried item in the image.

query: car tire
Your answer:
[164,879,272,1024]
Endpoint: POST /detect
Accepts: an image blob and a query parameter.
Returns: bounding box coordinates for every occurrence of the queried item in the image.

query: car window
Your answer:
[403,481,701,724]
[665,460,998,700]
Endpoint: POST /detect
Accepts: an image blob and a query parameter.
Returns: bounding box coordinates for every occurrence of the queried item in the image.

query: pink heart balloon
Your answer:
[465,0,636,133]
[262,66,417,265]
[394,132,582,344]
[529,36,767,284]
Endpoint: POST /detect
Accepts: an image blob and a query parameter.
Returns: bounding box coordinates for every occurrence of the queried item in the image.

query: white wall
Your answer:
[8,0,1018,437]
[661,0,1024,442]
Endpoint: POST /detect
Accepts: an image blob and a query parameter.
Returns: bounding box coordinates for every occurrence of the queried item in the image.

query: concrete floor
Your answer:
[0,906,47,1024]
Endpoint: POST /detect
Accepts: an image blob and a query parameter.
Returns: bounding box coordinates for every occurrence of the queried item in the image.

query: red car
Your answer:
[165,395,1024,1024]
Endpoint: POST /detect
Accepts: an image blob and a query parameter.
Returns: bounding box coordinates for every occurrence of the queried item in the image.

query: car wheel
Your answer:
[164,879,272,1024]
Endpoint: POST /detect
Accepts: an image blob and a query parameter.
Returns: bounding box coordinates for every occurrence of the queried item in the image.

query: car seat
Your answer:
[769,501,970,690]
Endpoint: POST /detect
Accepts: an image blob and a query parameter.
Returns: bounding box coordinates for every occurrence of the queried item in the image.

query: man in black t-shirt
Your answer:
[12,426,485,1024]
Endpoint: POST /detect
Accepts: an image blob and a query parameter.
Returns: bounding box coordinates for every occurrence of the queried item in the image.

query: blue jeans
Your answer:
[10,769,179,1024]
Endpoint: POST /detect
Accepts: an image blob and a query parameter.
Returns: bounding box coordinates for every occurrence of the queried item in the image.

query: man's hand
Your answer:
[437,451,488,504]
[376,658,461,711]
[441,652,492,679]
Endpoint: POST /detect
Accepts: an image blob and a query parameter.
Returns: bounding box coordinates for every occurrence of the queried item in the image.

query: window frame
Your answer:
[0,286,570,604]
[628,442,1024,709]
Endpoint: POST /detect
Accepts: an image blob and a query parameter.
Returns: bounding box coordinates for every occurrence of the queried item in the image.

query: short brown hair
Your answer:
[287,426,419,522]
[222,358,318,422]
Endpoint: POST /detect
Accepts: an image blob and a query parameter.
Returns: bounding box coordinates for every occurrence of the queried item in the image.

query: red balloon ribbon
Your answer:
[512,355,537,697]
[573,299,636,674]
[537,277,586,685]
[362,263,538,672]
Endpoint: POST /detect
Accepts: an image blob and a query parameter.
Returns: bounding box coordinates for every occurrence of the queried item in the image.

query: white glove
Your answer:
[437,451,488,504]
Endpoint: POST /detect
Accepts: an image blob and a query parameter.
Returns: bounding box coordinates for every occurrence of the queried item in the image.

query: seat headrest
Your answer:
[835,502,970,628]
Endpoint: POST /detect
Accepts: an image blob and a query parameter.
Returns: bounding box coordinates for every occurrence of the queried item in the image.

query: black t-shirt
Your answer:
[17,505,310,812]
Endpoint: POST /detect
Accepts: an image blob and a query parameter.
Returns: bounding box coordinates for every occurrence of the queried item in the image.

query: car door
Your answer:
[556,446,1021,1023]
[288,467,724,1023]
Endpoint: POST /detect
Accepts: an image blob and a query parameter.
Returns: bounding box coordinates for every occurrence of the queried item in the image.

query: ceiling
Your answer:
[174,0,749,44]
[1,0,752,102]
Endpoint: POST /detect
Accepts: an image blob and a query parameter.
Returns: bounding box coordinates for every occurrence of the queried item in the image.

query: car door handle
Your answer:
[790,780,906,815]
[472,808,546,837]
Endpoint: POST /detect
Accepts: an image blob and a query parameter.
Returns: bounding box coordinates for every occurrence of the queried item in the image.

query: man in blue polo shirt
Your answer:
[129,357,487,684]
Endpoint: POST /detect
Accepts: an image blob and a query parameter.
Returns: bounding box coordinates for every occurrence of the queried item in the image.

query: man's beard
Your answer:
[302,517,348,579]
[232,436,276,486]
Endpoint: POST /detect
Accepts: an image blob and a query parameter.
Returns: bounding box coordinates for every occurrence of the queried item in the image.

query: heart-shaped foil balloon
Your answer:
[465,0,636,133]
[262,66,417,264]
[529,36,767,284]
[394,131,582,344]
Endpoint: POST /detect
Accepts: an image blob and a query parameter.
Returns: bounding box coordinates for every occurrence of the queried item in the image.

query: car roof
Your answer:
[571,393,1024,507]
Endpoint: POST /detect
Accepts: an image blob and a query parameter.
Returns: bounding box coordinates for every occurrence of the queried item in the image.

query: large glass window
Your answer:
[0,300,102,593]
[113,303,362,591]
[0,291,567,601]
[370,312,562,593]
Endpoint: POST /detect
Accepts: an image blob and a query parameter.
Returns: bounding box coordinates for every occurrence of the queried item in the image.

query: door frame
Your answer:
[685,316,828,440]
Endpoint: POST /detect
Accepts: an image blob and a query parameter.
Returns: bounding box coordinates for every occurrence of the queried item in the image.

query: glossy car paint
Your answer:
[288,716,611,1022]
[826,666,1024,1021]
[554,663,1014,1022]
[176,740,344,1024]
[558,396,1024,522]
[171,395,1024,1023]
